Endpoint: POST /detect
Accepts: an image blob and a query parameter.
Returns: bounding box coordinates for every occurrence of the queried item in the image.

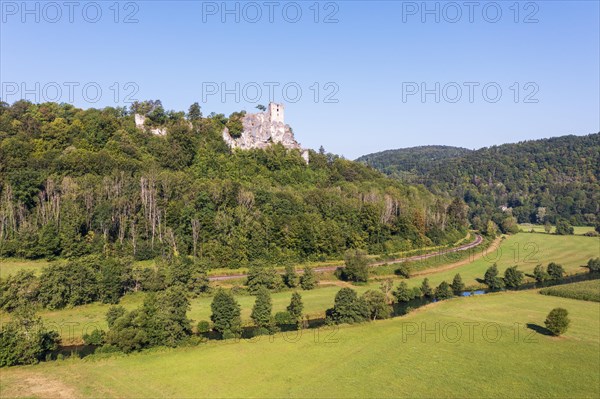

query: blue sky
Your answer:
[1,1,598,159]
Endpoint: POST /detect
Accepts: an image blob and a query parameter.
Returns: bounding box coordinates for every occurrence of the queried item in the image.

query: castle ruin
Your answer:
[222,102,309,163]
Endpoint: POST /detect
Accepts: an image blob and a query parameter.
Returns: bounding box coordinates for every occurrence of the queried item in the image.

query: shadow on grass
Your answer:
[526,323,554,336]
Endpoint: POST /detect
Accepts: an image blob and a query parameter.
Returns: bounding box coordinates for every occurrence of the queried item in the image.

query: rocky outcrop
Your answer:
[222,104,309,163]
[134,114,167,136]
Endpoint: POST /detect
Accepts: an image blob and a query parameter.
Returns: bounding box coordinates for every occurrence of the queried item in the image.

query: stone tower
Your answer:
[268,102,284,124]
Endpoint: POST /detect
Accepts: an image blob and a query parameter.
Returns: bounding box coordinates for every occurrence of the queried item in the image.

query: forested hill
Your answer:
[356,145,472,178]
[357,134,600,228]
[0,101,468,266]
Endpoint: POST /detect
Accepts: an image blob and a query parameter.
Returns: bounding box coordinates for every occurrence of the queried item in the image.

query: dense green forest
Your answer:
[0,100,468,266]
[357,135,600,228]
[357,145,473,178]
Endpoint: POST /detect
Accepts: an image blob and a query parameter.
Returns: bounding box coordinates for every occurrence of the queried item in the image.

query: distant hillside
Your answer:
[357,145,472,179]
[357,134,600,227]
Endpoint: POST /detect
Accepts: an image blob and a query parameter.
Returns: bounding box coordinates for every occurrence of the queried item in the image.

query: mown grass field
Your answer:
[1,232,597,343]
[392,232,599,290]
[1,290,598,398]
[540,279,600,302]
[518,224,595,235]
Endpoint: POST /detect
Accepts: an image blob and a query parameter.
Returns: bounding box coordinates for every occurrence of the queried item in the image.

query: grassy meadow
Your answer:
[389,232,599,290]
[0,290,598,398]
[0,258,50,279]
[518,224,596,235]
[1,232,597,343]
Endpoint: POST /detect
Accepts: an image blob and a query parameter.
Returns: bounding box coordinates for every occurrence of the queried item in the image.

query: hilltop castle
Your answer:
[222,102,309,164]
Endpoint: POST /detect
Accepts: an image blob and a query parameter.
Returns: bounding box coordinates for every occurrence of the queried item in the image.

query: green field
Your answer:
[396,233,598,288]
[518,224,596,235]
[0,259,50,279]
[2,232,598,343]
[540,279,600,302]
[1,290,598,398]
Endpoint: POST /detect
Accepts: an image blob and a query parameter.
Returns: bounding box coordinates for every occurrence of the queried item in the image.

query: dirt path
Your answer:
[0,373,78,399]
[408,236,501,278]
[208,234,484,281]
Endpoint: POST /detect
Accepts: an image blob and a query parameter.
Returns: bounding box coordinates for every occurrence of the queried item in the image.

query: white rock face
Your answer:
[222,103,309,163]
[150,127,167,136]
[134,113,167,136]
[135,114,146,129]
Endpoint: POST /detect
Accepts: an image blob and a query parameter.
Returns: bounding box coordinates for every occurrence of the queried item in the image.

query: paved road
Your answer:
[208,234,484,282]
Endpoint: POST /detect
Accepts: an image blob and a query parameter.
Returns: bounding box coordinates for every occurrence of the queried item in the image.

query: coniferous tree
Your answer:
[394,281,412,302]
[420,278,433,298]
[287,292,304,328]
[251,287,274,334]
[300,267,318,290]
[283,265,299,288]
[187,102,202,120]
[484,264,504,290]
[210,289,242,339]
[451,273,465,295]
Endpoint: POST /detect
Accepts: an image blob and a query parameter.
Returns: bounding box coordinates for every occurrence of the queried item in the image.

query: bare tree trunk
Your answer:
[191,218,200,258]
[130,220,137,256]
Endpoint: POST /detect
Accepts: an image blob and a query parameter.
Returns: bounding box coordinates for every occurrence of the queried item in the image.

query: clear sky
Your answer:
[1,0,598,159]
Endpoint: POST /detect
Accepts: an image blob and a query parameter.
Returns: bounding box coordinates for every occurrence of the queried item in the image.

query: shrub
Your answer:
[342,249,369,283]
[83,329,106,346]
[106,305,127,328]
[325,288,370,325]
[547,262,565,280]
[544,308,570,336]
[361,290,391,320]
[555,219,574,235]
[586,258,600,273]
[0,308,60,367]
[503,266,524,289]
[394,264,411,279]
[274,311,294,326]
[434,281,453,300]
[533,265,549,284]
[0,270,39,312]
[411,286,423,299]
[38,260,99,309]
[197,320,211,334]
[246,266,282,293]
